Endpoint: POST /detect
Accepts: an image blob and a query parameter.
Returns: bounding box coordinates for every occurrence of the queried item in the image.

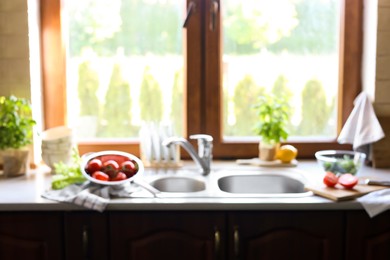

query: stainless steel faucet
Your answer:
[162,134,213,175]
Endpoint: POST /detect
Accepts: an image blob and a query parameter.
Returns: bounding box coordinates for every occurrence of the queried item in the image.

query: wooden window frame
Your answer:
[40,0,362,159]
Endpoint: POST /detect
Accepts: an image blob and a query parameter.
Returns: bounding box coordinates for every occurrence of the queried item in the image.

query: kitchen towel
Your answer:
[357,188,390,218]
[337,92,385,157]
[42,182,141,212]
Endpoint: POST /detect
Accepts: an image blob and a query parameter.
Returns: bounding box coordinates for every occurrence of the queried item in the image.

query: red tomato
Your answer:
[100,155,128,165]
[111,171,127,181]
[86,158,102,174]
[102,160,119,178]
[323,171,338,188]
[338,173,358,189]
[103,160,119,171]
[121,160,137,177]
[92,171,109,181]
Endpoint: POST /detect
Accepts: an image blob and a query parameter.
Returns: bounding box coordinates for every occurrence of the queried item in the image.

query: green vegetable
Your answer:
[51,148,86,189]
[323,155,358,175]
[254,94,291,144]
[0,95,36,149]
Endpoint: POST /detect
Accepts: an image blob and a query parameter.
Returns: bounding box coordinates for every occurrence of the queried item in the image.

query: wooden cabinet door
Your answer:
[228,211,343,260]
[64,212,108,260]
[0,212,63,260]
[346,211,390,260]
[109,211,226,260]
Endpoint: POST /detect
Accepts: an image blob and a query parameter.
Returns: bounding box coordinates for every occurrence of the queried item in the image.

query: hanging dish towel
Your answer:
[357,188,390,218]
[42,182,142,212]
[337,92,385,158]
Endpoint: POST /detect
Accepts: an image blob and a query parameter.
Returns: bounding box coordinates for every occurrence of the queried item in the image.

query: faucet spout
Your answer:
[162,135,213,175]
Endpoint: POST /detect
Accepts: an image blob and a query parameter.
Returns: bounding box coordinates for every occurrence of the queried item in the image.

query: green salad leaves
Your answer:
[323,155,359,175]
[51,148,86,190]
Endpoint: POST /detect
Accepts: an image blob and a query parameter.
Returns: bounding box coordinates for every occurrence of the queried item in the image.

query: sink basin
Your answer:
[149,177,206,193]
[217,174,306,194]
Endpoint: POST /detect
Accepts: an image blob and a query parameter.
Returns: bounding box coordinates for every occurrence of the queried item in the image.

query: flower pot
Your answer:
[1,148,29,177]
[259,142,280,161]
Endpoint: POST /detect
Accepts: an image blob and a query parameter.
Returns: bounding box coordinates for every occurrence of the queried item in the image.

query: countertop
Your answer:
[0,160,389,212]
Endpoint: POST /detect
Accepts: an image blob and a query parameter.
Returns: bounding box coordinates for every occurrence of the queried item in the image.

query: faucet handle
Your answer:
[190,134,213,142]
[190,134,213,159]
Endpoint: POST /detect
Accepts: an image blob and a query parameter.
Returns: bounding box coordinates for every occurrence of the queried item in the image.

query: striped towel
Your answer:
[42,182,141,212]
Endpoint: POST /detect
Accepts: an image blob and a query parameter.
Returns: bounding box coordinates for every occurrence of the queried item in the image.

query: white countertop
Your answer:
[0,160,389,212]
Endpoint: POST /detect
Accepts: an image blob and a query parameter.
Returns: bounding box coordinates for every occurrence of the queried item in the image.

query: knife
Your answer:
[364,179,390,186]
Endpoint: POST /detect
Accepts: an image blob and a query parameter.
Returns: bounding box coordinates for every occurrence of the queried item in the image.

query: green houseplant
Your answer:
[0,95,36,176]
[254,93,290,161]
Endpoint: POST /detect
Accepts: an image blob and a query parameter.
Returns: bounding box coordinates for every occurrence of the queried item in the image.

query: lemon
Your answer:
[276,145,298,163]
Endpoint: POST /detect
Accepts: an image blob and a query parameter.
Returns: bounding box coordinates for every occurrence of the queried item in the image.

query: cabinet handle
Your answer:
[234,225,240,257]
[214,227,221,257]
[82,225,89,259]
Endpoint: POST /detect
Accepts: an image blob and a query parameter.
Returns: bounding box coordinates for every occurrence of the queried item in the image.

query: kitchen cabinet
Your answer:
[109,211,343,260]
[346,211,390,260]
[64,212,108,260]
[0,209,389,260]
[228,211,344,260]
[0,212,64,260]
[109,211,226,260]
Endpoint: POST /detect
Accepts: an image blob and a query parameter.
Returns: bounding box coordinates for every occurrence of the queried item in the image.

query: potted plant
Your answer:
[254,93,290,161]
[0,95,36,177]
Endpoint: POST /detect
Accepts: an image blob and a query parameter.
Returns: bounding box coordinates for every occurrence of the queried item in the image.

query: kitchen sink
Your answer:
[218,174,305,194]
[138,168,313,198]
[149,176,206,193]
[213,170,313,197]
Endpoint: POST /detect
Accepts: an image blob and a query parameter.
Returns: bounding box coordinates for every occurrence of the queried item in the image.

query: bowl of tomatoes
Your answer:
[81,151,144,186]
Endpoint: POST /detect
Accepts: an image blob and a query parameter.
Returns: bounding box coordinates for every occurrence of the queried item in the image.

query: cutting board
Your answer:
[236,158,297,167]
[305,184,388,201]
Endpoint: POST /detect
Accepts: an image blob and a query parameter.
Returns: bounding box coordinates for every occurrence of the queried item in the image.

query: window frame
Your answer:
[40,0,362,159]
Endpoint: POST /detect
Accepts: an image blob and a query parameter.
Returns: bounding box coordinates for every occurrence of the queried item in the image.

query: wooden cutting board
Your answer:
[305,184,388,201]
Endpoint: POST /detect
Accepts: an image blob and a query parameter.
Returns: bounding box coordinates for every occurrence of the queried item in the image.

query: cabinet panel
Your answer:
[229,211,343,260]
[109,211,226,260]
[64,212,108,260]
[0,212,63,260]
[346,211,390,260]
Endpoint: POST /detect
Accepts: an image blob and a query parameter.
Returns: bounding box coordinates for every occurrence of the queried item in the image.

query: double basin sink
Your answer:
[139,168,313,198]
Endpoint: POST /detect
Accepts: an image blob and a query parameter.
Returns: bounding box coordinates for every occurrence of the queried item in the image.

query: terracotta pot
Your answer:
[259,142,280,161]
[1,148,29,177]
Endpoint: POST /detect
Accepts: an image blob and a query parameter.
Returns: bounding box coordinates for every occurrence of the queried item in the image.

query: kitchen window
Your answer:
[40,0,362,159]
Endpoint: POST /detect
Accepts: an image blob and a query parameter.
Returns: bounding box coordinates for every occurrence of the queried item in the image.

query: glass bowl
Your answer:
[314,150,366,175]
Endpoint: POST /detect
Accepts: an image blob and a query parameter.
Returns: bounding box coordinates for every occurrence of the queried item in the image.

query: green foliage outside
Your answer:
[268,0,338,54]
[139,66,163,122]
[223,89,232,136]
[297,79,335,135]
[271,75,295,134]
[101,63,135,137]
[69,0,337,57]
[231,75,265,136]
[70,0,339,138]
[77,61,100,117]
[170,70,183,135]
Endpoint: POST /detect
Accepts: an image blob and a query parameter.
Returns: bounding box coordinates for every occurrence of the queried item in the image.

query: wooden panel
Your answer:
[372,116,390,168]
[64,212,108,260]
[40,0,66,128]
[0,212,64,260]
[229,211,344,260]
[346,211,390,260]
[109,211,226,260]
